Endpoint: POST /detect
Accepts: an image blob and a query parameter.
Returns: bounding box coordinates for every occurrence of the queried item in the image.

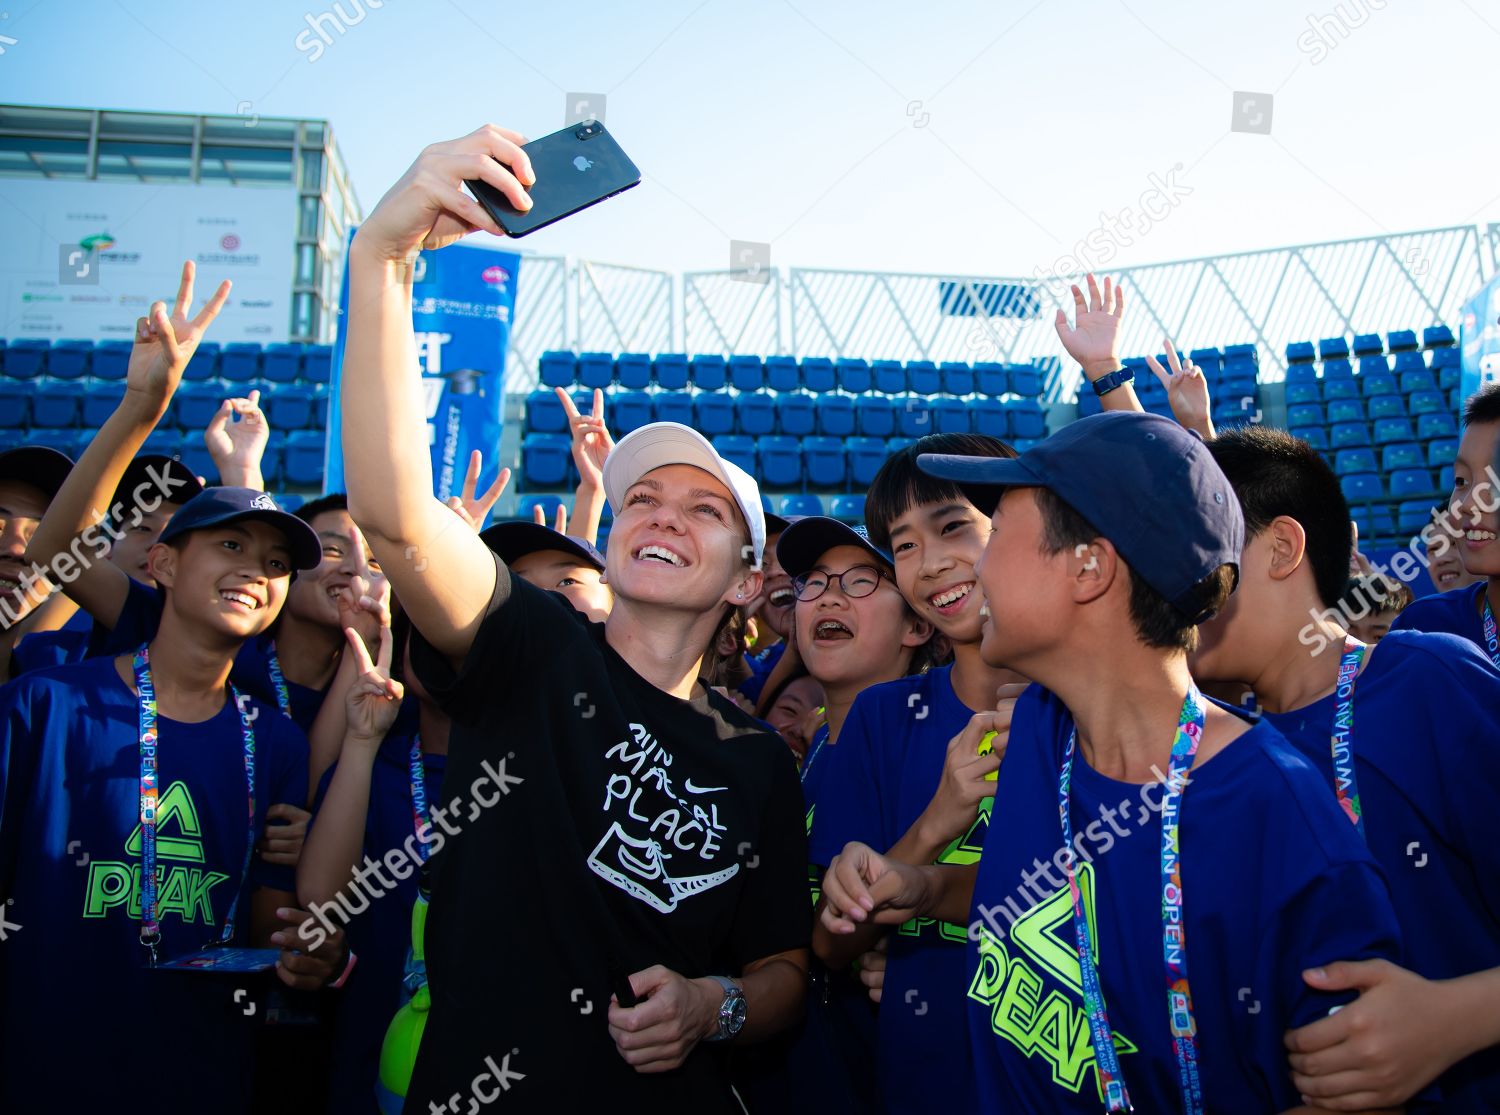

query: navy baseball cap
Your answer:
[0,446,73,501]
[113,455,203,513]
[917,411,1244,622]
[480,521,605,571]
[157,487,322,571]
[777,516,895,579]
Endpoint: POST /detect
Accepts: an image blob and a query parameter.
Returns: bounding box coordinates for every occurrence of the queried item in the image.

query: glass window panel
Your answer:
[0,106,92,134]
[200,144,294,186]
[96,140,193,182]
[300,150,324,192]
[0,135,89,178]
[202,117,297,143]
[99,112,195,140]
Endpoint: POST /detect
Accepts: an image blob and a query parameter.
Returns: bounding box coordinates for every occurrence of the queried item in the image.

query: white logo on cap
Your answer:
[249,493,277,511]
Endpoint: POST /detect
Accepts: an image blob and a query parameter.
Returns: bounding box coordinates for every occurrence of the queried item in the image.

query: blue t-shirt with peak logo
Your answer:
[1391,581,1498,663]
[0,654,308,1113]
[1263,630,1500,1112]
[967,685,1403,1114]
[309,725,447,1115]
[809,665,987,1113]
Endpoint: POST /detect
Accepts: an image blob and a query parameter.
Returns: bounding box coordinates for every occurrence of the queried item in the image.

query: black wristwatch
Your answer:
[1091,365,1135,397]
[703,975,746,1042]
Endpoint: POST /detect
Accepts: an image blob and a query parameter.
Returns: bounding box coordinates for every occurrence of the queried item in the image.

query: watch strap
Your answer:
[1091,365,1135,397]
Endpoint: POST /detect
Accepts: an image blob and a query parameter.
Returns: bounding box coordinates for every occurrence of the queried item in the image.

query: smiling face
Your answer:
[0,478,48,610]
[764,674,825,757]
[108,502,182,587]
[1425,511,1480,591]
[509,548,612,622]
[150,521,293,641]
[794,544,928,691]
[757,531,794,639]
[1451,418,1500,577]
[887,499,995,645]
[973,488,1076,669]
[605,463,759,616]
[286,509,389,629]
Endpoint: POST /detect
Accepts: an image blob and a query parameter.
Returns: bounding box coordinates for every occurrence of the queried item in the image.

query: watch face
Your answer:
[727,993,747,1034]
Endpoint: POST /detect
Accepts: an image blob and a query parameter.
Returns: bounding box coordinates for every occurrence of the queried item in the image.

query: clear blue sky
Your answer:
[3,0,1498,278]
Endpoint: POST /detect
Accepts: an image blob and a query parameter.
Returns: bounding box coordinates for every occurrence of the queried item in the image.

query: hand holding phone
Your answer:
[467,121,640,238]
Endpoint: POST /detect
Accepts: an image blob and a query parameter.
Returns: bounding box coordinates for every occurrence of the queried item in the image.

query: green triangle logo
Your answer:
[124,781,206,863]
[937,797,992,866]
[1010,860,1099,995]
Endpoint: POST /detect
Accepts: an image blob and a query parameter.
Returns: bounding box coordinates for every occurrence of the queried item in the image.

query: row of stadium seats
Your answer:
[1353,500,1450,541]
[537,351,1048,397]
[0,427,326,489]
[1286,325,1455,363]
[526,388,1048,441]
[0,382,328,433]
[1290,412,1459,448]
[0,339,334,385]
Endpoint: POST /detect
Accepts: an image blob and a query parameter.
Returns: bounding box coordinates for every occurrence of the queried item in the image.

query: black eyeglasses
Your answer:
[791,564,889,602]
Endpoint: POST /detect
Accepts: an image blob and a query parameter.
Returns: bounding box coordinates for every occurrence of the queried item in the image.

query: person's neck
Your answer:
[417,698,450,756]
[129,611,237,723]
[272,611,344,691]
[820,682,860,745]
[1250,607,1351,715]
[1484,576,1499,616]
[604,599,714,700]
[950,638,1027,713]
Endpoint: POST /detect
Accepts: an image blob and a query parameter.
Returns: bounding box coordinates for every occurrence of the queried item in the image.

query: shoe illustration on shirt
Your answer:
[586,822,740,913]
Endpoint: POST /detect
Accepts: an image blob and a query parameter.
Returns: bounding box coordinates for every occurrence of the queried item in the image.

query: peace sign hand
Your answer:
[1145,340,1215,440]
[532,500,568,533]
[126,260,232,416]
[556,386,615,489]
[1055,273,1126,382]
[443,450,511,531]
[343,624,404,746]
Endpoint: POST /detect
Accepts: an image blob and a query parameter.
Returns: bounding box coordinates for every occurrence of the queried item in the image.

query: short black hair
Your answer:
[1207,426,1351,609]
[864,433,1017,551]
[1033,487,1234,652]
[1463,382,1500,427]
[296,492,348,525]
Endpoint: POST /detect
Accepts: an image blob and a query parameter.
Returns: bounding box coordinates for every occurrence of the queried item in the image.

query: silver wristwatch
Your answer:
[703,975,746,1042]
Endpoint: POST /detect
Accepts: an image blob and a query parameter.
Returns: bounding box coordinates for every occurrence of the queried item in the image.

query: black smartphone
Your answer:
[466,121,640,238]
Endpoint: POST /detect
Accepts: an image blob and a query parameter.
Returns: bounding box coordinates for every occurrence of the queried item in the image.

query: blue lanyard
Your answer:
[1329,638,1368,838]
[799,723,830,785]
[266,641,292,718]
[1483,596,1499,669]
[134,646,257,966]
[409,735,431,863]
[1058,685,1206,1114]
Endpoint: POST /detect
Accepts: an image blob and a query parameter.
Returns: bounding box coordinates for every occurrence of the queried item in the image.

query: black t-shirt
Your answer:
[405,556,809,1110]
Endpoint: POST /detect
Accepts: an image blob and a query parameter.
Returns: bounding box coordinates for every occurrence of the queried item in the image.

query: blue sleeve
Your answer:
[0,681,39,896]
[1435,649,1500,927]
[807,693,890,869]
[88,578,163,658]
[249,714,311,895]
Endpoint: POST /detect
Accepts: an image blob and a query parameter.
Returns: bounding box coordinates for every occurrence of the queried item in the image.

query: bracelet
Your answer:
[328,945,358,989]
[1091,366,1135,397]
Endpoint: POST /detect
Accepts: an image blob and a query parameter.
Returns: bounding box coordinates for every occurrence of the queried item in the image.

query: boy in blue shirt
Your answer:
[821,411,1405,1115]
[0,445,75,679]
[1390,383,1500,666]
[1191,425,1500,1112]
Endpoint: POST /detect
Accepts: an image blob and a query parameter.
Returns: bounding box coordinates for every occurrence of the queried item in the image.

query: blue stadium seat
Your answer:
[613,391,653,434]
[974,362,1007,397]
[1408,390,1445,416]
[831,494,867,525]
[182,340,220,382]
[1422,325,1455,348]
[1330,422,1371,449]
[1008,364,1043,397]
[1189,348,1223,375]
[1285,362,1319,384]
[616,353,652,390]
[897,397,933,438]
[776,393,815,437]
[267,385,315,431]
[1449,387,1463,411]
[1223,343,1257,364]
[1361,373,1397,397]
[1392,351,1425,376]
[804,437,846,489]
[1288,402,1325,428]
[93,340,132,381]
[310,385,329,429]
[1380,443,1422,471]
[1322,377,1359,401]
[1355,504,1396,539]
[835,358,871,394]
[1351,333,1384,357]
[179,438,216,482]
[521,433,571,487]
[1366,395,1404,421]
[221,343,263,383]
[1285,382,1320,407]
[1334,448,1377,476]
[713,435,757,477]
[764,356,799,393]
[1290,425,1329,449]
[800,357,836,394]
[1008,399,1046,440]
[941,362,974,396]
[815,395,855,437]
[730,355,765,392]
[1399,370,1436,394]
[653,391,693,427]
[259,431,284,486]
[906,361,940,396]
[734,393,775,436]
[780,494,824,518]
[275,492,304,514]
[1357,356,1390,377]
[1417,411,1457,440]
[5,339,48,379]
[1389,468,1434,500]
[885,436,915,456]
[1427,438,1458,466]
[263,342,304,384]
[854,395,896,438]
[1076,391,1103,418]
[1430,347,1460,371]
[1340,473,1382,502]
[690,355,727,392]
[519,494,566,522]
[525,389,566,433]
[934,398,971,434]
[0,383,27,427]
[539,351,576,389]
[47,339,92,380]
[1373,417,1416,445]
[25,428,79,456]
[1439,464,1456,492]
[1221,376,1257,402]
[653,353,689,390]
[1285,341,1316,364]
[1395,501,1431,537]
[872,360,905,395]
[173,384,222,431]
[1328,399,1366,425]
[1214,399,1259,430]
[1318,337,1349,360]
[1438,363,1461,391]
[848,438,887,487]
[32,383,79,427]
[303,344,333,385]
[756,436,802,489]
[693,394,734,436]
[1386,329,1418,352]
[284,430,324,487]
[576,352,612,390]
[1323,357,1354,378]
[973,398,1009,438]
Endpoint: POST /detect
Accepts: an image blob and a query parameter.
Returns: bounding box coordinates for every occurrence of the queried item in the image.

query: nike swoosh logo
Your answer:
[683,779,727,795]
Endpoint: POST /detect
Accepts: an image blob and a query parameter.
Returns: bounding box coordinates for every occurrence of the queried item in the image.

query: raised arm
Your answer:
[341,126,535,660]
[24,262,229,626]
[1055,273,1145,415]
[205,388,270,489]
[1146,340,1215,441]
[558,386,613,546]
